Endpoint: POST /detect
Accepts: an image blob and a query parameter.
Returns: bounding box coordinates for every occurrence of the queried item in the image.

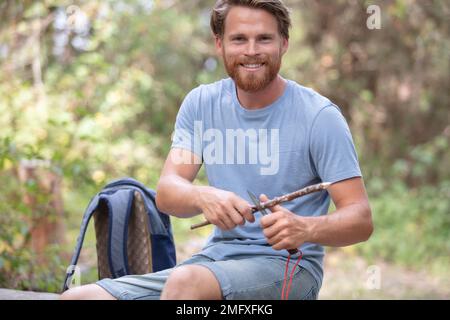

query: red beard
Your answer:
[223,51,282,92]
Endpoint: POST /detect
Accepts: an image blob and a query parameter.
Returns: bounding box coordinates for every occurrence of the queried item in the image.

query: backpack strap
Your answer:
[100,189,134,278]
[62,195,101,292]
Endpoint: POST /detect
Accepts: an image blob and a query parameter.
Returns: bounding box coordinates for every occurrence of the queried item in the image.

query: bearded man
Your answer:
[61,0,373,300]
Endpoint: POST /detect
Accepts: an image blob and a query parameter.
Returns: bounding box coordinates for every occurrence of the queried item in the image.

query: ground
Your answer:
[319,250,449,299]
[0,289,59,300]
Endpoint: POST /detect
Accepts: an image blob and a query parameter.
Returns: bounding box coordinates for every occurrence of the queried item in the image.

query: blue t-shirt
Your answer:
[170,77,362,288]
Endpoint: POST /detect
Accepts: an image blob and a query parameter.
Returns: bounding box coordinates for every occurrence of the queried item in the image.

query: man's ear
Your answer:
[215,35,223,56]
[281,37,289,55]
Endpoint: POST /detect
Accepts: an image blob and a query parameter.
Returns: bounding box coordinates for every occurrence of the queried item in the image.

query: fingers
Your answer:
[231,196,255,223]
[260,210,281,228]
[262,219,283,239]
[203,209,228,230]
[259,194,283,213]
[213,203,240,230]
[260,210,305,252]
[270,239,293,251]
[215,198,250,230]
[265,229,294,250]
[202,191,256,230]
[225,203,245,227]
[262,220,296,251]
[258,194,276,228]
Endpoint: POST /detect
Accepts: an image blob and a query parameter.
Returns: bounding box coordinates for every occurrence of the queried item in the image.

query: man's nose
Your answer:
[244,39,260,56]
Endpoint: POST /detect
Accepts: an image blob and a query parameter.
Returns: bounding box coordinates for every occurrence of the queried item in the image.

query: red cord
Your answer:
[281,254,291,300]
[281,250,303,300]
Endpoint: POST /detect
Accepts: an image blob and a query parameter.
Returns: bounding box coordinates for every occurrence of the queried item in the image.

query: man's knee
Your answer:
[60,284,116,300]
[162,265,222,300]
[60,286,85,300]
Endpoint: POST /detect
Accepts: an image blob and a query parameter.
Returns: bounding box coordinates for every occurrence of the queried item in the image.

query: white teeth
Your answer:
[243,64,263,68]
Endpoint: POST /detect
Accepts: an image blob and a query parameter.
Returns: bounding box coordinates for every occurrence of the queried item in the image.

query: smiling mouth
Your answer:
[240,63,265,70]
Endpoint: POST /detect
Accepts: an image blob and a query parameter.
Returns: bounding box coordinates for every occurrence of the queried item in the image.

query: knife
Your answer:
[247,190,299,255]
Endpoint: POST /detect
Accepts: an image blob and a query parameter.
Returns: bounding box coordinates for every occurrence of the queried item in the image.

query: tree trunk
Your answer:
[17,159,66,264]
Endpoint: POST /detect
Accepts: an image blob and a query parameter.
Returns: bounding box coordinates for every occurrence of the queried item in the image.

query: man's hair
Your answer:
[210,0,292,40]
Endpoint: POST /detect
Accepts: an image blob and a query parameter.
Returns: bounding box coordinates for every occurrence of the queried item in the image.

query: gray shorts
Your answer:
[96,254,319,300]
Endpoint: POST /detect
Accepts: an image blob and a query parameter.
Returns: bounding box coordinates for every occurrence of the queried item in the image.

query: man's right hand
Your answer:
[195,186,255,230]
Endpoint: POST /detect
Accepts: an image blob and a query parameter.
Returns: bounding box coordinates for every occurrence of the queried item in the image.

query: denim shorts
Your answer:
[96,254,319,300]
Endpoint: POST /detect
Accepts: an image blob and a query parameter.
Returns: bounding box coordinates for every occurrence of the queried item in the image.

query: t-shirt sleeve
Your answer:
[309,105,362,183]
[170,88,203,159]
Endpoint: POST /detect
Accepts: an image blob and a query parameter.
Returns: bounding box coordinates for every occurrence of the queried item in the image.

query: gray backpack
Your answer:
[63,178,176,292]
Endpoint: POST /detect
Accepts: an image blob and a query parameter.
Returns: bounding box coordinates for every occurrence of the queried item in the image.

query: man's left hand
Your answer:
[259,194,311,252]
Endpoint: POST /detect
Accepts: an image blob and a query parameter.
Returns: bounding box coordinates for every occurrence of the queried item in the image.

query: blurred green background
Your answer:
[0,0,448,298]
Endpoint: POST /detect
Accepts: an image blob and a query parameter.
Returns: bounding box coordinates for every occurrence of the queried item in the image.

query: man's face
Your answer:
[216,6,288,92]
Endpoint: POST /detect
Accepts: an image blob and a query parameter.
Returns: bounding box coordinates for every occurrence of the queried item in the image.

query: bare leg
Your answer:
[161,265,222,300]
[60,284,116,300]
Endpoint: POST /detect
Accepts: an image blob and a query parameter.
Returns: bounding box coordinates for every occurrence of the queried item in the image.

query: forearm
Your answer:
[156,174,206,218]
[306,203,373,247]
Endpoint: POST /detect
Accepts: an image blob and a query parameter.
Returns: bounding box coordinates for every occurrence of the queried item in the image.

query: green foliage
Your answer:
[355,181,450,276]
[284,0,450,186]
[0,139,66,291]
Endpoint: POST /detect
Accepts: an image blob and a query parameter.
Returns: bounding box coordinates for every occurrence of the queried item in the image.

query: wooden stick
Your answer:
[190,182,332,230]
